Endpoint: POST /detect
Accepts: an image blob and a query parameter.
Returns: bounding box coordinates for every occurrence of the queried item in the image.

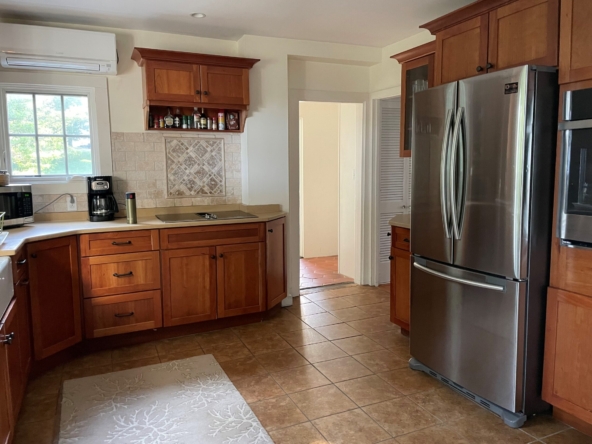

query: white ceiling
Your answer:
[0,0,474,48]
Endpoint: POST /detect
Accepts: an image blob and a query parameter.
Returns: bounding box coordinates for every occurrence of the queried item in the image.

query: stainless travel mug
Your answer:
[126,192,137,224]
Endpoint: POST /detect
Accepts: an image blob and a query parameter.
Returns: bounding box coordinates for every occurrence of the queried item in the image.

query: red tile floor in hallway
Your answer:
[300,255,354,289]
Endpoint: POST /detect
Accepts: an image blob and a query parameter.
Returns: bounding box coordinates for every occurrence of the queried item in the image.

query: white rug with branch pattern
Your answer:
[58,354,273,444]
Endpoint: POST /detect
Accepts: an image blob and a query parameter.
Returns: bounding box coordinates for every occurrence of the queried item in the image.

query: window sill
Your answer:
[11,177,88,195]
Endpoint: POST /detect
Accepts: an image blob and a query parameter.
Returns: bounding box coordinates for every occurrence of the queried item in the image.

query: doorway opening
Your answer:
[298,101,363,290]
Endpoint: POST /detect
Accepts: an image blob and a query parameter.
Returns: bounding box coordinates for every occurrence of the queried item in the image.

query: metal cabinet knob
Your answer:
[268,229,273,233]
[1,332,14,345]
[476,66,484,72]
[16,259,27,265]
[388,256,394,261]
[211,255,216,260]
[203,91,209,95]
[30,254,37,259]
[219,253,224,258]
[387,232,392,237]
[195,90,201,95]
[486,62,494,69]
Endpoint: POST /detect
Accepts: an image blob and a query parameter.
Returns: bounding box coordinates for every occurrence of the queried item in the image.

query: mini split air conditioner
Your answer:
[0,23,117,75]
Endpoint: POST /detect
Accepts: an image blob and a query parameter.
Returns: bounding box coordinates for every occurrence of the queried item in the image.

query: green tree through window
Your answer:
[6,93,93,176]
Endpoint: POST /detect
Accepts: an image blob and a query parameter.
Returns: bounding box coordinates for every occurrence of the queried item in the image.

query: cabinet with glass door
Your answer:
[392,42,435,158]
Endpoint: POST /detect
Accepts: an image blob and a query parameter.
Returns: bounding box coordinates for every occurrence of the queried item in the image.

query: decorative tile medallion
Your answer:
[165,138,225,197]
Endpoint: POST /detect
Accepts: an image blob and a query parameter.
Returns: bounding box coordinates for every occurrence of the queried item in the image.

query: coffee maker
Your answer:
[87,176,118,222]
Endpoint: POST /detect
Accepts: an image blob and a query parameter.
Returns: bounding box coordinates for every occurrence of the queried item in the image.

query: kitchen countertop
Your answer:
[0,211,286,257]
[389,213,410,229]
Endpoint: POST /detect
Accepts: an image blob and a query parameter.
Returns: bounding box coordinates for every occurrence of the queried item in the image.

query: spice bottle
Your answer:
[148,113,154,128]
[200,109,207,129]
[207,117,212,130]
[182,115,188,129]
[218,111,225,130]
[193,107,200,129]
[212,120,218,130]
[159,115,164,128]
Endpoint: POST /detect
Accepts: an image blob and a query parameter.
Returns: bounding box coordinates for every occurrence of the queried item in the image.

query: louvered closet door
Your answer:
[378,97,411,283]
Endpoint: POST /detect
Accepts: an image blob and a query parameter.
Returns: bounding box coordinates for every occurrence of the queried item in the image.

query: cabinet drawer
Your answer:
[394,228,411,251]
[84,290,162,338]
[81,251,161,298]
[160,223,265,249]
[12,246,28,283]
[80,230,159,257]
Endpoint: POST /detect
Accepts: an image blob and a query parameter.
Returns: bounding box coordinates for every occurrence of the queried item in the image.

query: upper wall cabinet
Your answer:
[422,0,559,85]
[559,0,592,84]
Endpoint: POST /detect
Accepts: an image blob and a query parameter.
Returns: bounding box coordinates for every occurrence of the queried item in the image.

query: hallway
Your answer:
[300,256,354,289]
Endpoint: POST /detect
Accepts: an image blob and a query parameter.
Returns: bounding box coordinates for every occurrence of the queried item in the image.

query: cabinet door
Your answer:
[390,247,411,332]
[488,0,559,72]
[144,60,200,102]
[435,15,489,85]
[400,55,434,157]
[200,65,249,105]
[28,236,82,361]
[266,218,286,310]
[217,243,264,318]
[15,278,31,382]
[559,0,592,84]
[1,300,24,420]
[0,335,12,444]
[543,288,592,424]
[161,247,217,326]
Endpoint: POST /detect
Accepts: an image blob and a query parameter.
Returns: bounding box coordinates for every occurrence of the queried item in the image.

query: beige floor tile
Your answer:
[233,322,276,340]
[289,385,357,420]
[112,356,161,371]
[312,409,390,444]
[542,429,592,444]
[268,422,328,444]
[332,335,384,355]
[314,323,361,340]
[366,329,410,349]
[288,303,327,318]
[315,357,373,383]
[240,332,292,355]
[389,345,412,361]
[219,356,268,382]
[111,343,158,364]
[271,365,331,393]
[330,307,375,322]
[18,392,59,424]
[315,297,359,311]
[154,334,202,355]
[409,387,486,423]
[256,347,309,372]
[62,364,113,381]
[270,316,311,334]
[336,375,403,406]
[195,328,242,347]
[344,293,389,307]
[448,413,534,444]
[520,414,570,439]
[281,328,328,347]
[302,313,343,328]
[14,418,55,444]
[233,374,285,403]
[353,350,408,373]
[358,302,391,317]
[378,367,442,395]
[291,296,311,306]
[295,342,348,364]
[306,287,363,302]
[394,423,472,444]
[363,397,440,437]
[201,341,252,363]
[61,350,112,372]
[158,348,204,363]
[250,395,307,431]
[347,316,398,334]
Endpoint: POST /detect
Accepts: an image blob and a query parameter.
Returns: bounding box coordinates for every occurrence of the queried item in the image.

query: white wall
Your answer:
[299,101,339,259]
[338,103,361,278]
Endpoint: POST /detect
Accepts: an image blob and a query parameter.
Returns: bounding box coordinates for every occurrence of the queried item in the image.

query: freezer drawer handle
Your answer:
[413,262,504,292]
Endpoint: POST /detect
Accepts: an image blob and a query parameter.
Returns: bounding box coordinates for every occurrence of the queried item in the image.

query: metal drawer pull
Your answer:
[115,312,134,318]
[113,271,134,278]
[16,259,27,265]
[19,279,29,286]
[268,229,273,233]
[403,238,410,243]
[413,262,504,292]
[112,241,132,246]
[1,332,14,345]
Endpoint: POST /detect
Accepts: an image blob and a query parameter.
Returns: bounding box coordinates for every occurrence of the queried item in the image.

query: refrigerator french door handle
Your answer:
[450,107,465,240]
[440,109,453,239]
[413,262,505,292]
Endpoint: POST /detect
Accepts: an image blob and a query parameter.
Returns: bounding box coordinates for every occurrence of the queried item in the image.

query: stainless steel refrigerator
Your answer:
[409,65,558,428]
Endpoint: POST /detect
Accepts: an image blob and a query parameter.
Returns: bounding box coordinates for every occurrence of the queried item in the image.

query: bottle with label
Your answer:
[212,120,218,130]
[159,115,164,128]
[173,107,182,128]
[193,107,200,129]
[164,108,174,128]
[207,117,212,130]
[182,115,188,129]
[148,113,154,128]
[200,108,207,129]
[218,111,225,130]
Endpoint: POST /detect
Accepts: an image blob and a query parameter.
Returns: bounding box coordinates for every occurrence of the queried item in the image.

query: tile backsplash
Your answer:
[33,131,242,213]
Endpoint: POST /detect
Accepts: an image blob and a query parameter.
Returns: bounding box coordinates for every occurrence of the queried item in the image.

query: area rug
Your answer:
[58,354,273,444]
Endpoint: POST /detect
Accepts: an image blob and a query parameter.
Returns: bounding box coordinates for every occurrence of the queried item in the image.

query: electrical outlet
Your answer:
[67,196,77,211]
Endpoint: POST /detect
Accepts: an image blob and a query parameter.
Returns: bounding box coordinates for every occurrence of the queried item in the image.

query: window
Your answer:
[5,92,93,177]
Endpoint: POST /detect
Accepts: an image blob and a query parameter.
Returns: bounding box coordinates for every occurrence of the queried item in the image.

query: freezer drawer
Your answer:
[410,256,526,413]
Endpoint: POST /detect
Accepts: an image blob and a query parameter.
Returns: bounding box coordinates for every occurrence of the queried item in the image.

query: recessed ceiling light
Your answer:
[191,13,206,18]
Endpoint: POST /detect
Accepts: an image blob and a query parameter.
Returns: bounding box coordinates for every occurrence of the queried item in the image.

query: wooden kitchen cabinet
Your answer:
[0,333,12,444]
[161,247,217,326]
[392,42,435,158]
[543,288,592,424]
[559,0,592,84]
[266,218,287,309]
[14,277,31,389]
[390,227,411,333]
[1,300,24,421]
[217,242,265,318]
[199,65,250,106]
[143,60,200,103]
[28,236,82,360]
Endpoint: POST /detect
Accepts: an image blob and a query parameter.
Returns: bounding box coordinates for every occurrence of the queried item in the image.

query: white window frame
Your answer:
[0,71,112,194]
